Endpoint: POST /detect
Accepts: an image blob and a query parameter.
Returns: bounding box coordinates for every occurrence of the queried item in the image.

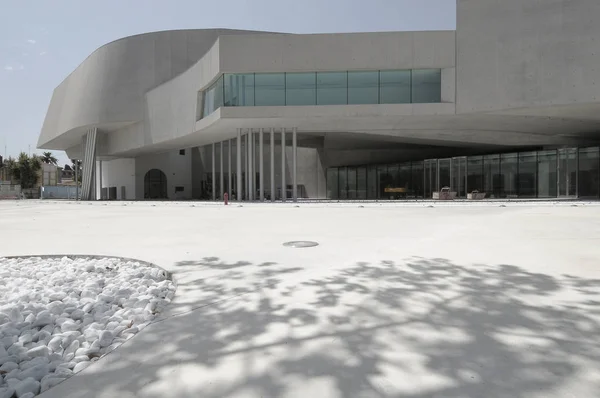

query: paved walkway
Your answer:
[1,201,599,398]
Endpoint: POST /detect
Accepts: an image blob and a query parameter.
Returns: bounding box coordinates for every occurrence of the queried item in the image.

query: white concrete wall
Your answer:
[101,158,136,200]
[135,150,192,200]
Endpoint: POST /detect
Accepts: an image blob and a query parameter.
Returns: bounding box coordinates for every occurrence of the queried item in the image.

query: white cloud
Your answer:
[39,51,47,56]
[27,39,36,44]
[4,65,13,71]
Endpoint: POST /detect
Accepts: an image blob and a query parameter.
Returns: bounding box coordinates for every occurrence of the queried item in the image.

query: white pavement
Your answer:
[1,200,600,398]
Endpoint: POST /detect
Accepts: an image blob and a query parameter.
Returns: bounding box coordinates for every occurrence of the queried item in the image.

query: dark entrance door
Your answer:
[144,169,168,199]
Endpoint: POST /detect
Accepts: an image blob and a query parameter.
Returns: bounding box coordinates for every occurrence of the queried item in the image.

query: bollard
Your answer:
[224,192,228,205]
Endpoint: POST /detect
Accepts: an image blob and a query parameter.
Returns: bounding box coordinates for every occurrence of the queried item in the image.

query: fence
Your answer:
[41,186,80,200]
[0,183,21,199]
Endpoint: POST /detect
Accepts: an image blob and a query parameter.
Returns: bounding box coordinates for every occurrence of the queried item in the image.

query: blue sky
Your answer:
[0,0,455,167]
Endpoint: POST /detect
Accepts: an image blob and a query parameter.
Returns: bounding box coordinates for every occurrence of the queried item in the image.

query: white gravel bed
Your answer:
[0,256,175,397]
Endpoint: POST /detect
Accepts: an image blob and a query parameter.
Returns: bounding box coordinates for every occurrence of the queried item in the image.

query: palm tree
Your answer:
[41,151,58,165]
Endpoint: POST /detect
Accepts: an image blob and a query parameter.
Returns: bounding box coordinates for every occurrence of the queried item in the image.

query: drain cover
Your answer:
[283,241,319,248]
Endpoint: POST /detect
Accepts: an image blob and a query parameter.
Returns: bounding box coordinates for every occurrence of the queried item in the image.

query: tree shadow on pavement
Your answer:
[40,257,600,398]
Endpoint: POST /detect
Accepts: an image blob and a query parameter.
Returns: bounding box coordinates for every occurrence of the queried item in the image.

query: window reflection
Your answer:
[317,72,348,105]
[224,74,254,107]
[255,73,285,106]
[578,147,600,198]
[348,71,379,105]
[412,69,442,103]
[380,70,411,104]
[286,73,316,105]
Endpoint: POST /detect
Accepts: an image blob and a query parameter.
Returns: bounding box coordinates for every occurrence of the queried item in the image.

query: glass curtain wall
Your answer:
[202,76,224,117]
[367,166,377,199]
[325,147,599,200]
[467,156,484,193]
[201,69,443,118]
[578,147,600,198]
[501,153,518,198]
[411,161,424,198]
[483,155,501,198]
[537,150,557,198]
[518,152,537,198]
[356,167,367,199]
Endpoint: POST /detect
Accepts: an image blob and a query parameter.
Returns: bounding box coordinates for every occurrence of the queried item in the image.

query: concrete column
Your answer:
[281,128,286,202]
[259,128,264,201]
[98,160,103,200]
[236,129,242,201]
[249,131,254,201]
[211,143,216,201]
[270,128,275,202]
[228,139,232,196]
[75,161,79,201]
[246,132,250,201]
[219,141,224,199]
[292,127,297,202]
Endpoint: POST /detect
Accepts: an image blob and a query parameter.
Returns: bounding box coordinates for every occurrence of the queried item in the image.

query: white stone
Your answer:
[19,392,35,398]
[98,330,114,347]
[72,361,91,374]
[26,345,49,358]
[0,387,15,398]
[14,377,40,397]
[17,364,49,381]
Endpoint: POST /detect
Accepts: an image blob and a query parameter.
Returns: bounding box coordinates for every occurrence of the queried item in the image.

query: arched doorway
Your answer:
[144,169,168,199]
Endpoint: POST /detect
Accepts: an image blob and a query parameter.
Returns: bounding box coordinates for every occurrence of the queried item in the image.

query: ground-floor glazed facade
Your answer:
[327,147,600,200]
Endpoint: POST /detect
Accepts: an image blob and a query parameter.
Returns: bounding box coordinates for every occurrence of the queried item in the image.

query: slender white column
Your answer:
[236,129,242,201]
[246,132,250,201]
[259,128,264,201]
[228,139,232,196]
[292,127,297,202]
[211,143,216,201]
[219,141,224,199]
[281,128,286,202]
[98,160,103,200]
[249,131,254,201]
[270,128,275,202]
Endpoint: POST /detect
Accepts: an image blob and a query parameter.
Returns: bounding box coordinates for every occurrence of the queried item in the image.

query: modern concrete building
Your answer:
[38,0,600,201]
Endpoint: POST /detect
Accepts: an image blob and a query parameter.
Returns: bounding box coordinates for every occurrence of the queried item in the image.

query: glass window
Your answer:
[537,150,557,198]
[412,69,441,103]
[411,161,424,198]
[224,74,254,107]
[467,156,484,193]
[348,71,379,104]
[451,157,466,197]
[438,159,451,190]
[338,167,348,200]
[424,159,437,197]
[317,72,347,105]
[379,70,411,104]
[356,167,367,199]
[202,76,224,118]
[399,163,411,193]
[367,166,377,199]
[518,152,537,197]
[285,73,316,105]
[327,168,339,199]
[347,167,357,199]
[378,165,391,199]
[578,147,600,198]
[483,154,501,198]
[501,153,518,198]
[254,73,285,106]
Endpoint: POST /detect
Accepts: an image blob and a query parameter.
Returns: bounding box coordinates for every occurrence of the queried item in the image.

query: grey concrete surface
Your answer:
[1,201,599,397]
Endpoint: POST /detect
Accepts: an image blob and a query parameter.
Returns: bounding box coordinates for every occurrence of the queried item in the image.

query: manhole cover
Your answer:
[283,241,319,248]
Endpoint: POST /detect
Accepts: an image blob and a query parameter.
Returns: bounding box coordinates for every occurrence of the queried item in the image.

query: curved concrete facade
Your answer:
[37,1,600,200]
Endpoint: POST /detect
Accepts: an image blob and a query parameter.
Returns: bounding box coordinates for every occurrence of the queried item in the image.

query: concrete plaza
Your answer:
[1,200,599,397]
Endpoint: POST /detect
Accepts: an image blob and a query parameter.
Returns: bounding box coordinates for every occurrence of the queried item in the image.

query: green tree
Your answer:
[8,152,42,189]
[41,151,58,165]
[71,159,82,183]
